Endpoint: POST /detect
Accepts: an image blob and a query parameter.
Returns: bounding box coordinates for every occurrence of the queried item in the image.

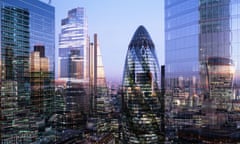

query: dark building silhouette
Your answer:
[34,45,45,57]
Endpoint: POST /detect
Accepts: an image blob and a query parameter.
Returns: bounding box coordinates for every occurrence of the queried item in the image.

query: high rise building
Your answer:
[88,34,108,115]
[30,45,54,118]
[122,25,164,143]
[165,0,240,142]
[86,34,112,141]
[0,0,54,143]
[55,7,89,135]
[58,7,88,81]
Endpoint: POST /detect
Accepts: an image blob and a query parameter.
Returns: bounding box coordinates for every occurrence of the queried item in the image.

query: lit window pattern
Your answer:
[0,0,55,143]
[1,6,32,142]
[122,26,164,143]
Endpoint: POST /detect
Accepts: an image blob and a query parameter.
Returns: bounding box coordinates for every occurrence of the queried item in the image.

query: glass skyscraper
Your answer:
[0,0,55,143]
[58,7,88,81]
[122,25,164,143]
[165,0,240,142]
[55,7,89,133]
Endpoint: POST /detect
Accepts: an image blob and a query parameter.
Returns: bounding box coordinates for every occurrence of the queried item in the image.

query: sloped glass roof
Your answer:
[128,25,155,49]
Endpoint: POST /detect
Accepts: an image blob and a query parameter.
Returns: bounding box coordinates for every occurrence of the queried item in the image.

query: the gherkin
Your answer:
[122,25,164,143]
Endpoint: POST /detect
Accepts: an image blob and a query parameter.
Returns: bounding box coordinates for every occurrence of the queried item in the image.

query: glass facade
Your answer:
[1,6,32,143]
[165,0,240,142]
[55,8,89,134]
[30,45,54,120]
[122,26,164,143]
[0,0,55,143]
[58,7,88,81]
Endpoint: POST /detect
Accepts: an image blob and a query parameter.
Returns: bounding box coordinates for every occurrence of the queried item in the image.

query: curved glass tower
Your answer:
[122,25,164,143]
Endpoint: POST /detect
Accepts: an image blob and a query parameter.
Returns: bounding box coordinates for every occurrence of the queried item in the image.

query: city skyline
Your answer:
[41,0,164,82]
[2,0,240,143]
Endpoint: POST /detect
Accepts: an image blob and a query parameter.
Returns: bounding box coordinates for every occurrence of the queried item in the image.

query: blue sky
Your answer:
[41,0,164,82]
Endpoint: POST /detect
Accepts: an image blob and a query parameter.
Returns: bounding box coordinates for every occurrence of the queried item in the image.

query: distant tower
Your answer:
[57,7,89,131]
[122,25,164,143]
[88,34,108,115]
[58,7,88,81]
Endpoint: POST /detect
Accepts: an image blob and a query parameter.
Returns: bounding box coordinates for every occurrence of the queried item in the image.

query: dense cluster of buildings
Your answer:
[1,0,240,143]
[0,0,116,143]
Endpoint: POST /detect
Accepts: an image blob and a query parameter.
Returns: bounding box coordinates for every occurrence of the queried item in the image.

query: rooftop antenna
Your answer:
[48,0,51,4]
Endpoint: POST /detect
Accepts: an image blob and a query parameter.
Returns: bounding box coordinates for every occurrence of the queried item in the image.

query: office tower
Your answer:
[165,1,200,141]
[30,45,54,118]
[0,0,55,143]
[165,0,240,142]
[122,25,164,143]
[55,7,89,134]
[1,6,31,143]
[88,34,108,115]
[58,7,88,81]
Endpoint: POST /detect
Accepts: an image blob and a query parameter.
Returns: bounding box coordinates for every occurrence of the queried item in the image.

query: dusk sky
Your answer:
[41,0,164,82]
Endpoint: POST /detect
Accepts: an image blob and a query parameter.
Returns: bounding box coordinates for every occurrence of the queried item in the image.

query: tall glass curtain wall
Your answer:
[165,0,240,142]
[0,0,55,143]
[1,6,31,142]
[165,0,200,112]
[165,0,200,140]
